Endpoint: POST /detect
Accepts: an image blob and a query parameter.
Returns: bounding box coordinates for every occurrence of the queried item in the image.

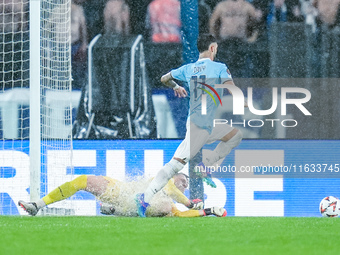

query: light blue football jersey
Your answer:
[171,58,232,133]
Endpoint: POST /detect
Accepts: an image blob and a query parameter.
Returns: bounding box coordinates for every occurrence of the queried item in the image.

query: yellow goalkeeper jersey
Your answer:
[97,176,200,217]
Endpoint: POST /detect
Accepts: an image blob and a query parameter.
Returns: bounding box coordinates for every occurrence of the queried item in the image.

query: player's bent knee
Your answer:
[221,129,242,143]
[230,130,242,148]
[173,157,186,165]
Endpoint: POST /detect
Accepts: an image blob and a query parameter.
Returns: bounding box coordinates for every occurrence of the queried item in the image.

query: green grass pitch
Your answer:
[1,216,339,255]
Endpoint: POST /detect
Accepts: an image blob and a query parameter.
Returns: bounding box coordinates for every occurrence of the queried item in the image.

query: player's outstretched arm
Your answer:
[170,204,227,217]
[161,72,187,98]
[203,207,227,217]
[163,179,203,209]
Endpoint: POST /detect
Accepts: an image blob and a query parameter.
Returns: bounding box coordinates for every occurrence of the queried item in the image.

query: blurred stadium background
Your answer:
[1,0,340,219]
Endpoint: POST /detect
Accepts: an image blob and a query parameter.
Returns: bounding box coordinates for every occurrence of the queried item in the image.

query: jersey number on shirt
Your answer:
[192,75,206,101]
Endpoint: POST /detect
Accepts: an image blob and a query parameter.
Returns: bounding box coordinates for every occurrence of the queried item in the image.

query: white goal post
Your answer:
[32,0,74,204]
[30,0,42,203]
[0,0,74,215]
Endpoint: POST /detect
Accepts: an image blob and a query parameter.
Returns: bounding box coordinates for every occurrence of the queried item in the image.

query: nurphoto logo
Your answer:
[200,83,312,128]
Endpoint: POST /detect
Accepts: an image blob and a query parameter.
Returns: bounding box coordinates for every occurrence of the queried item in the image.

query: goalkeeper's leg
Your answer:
[42,175,88,206]
[19,175,109,216]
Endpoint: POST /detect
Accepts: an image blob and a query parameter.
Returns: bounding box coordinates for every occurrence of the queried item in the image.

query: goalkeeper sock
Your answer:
[42,175,88,206]
[172,209,201,217]
[144,159,185,203]
[203,130,242,166]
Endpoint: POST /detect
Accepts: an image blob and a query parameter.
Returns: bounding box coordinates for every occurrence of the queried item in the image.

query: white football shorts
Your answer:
[173,120,234,163]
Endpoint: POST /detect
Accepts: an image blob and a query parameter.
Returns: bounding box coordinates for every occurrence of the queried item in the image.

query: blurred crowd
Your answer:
[64,0,340,43]
[2,0,340,89]
[69,0,340,85]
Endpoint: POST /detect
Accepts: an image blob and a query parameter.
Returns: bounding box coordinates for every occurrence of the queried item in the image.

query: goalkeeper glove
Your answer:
[187,199,204,210]
[204,207,227,217]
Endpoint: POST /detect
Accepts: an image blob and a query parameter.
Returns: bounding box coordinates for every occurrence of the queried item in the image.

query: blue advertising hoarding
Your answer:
[1,139,339,216]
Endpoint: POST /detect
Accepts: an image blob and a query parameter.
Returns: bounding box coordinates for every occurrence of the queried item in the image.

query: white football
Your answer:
[319,196,340,217]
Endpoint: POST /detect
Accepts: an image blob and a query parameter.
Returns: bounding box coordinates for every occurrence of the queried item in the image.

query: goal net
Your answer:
[0,0,74,215]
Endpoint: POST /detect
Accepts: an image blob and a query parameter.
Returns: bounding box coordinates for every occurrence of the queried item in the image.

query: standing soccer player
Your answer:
[136,34,243,217]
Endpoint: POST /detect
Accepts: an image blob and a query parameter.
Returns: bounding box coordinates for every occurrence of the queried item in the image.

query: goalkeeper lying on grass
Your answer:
[18,173,226,217]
